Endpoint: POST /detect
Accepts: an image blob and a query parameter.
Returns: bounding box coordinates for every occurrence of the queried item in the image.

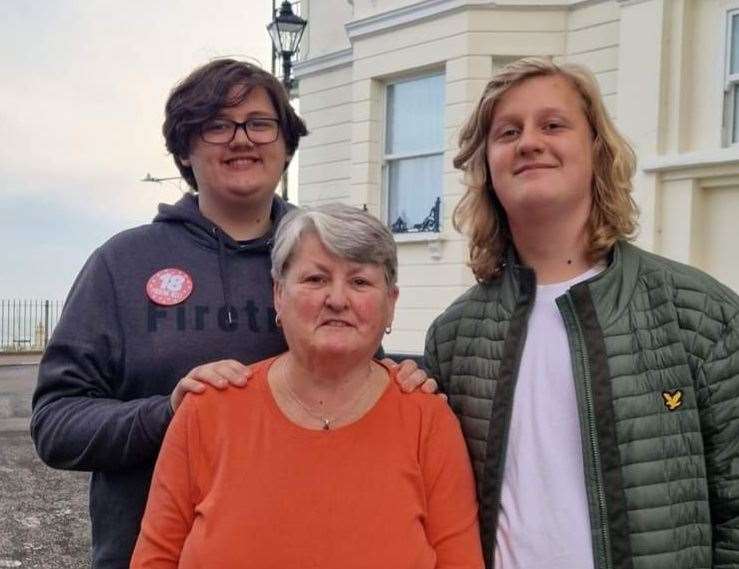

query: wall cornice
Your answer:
[345,0,608,40]
[293,48,354,79]
[615,0,655,6]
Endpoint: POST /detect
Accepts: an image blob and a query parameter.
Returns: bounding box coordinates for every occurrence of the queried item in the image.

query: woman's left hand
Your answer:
[382,358,439,394]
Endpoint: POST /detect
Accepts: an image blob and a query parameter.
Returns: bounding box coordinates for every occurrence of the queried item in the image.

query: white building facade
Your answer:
[292,0,739,354]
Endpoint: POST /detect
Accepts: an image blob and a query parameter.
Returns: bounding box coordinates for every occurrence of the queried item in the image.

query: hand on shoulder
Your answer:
[381,358,445,401]
[170,360,253,412]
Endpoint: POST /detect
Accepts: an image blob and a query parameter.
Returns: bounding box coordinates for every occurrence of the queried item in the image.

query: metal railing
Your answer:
[0,299,62,352]
[390,197,442,234]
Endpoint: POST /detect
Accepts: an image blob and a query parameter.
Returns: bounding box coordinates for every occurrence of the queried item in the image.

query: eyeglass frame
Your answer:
[198,117,282,145]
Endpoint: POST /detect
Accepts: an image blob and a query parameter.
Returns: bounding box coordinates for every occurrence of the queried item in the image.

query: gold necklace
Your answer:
[278,357,375,430]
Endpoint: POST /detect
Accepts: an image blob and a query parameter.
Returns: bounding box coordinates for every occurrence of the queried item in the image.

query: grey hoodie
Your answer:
[31,194,291,568]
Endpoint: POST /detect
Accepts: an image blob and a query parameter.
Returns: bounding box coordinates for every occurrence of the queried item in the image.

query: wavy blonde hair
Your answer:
[453,57,638,282]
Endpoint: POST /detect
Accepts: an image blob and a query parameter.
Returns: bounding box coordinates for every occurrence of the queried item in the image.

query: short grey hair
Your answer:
[271,203,398,288]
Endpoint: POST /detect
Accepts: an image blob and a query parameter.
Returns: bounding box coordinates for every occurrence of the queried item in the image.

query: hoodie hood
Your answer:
[153,193,293,253]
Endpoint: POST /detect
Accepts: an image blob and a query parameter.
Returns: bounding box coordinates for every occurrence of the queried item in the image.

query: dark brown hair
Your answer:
[163,58,308,190]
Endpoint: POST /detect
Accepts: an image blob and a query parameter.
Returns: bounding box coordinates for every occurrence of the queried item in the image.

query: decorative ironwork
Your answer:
[390,197,441,234]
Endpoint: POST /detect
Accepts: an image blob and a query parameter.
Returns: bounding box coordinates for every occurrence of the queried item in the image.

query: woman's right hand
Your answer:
[170,360,252,412]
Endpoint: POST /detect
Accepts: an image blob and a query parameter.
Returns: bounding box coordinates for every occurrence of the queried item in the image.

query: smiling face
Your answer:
[181,85,288,213]
[274,233,398,365]
[486,74,594,227]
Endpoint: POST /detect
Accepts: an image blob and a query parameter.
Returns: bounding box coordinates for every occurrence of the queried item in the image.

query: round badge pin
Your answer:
[146,268,194,306]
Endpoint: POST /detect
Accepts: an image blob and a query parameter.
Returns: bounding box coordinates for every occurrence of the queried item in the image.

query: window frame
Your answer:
[380,70,446,235]
[724,7,739,145]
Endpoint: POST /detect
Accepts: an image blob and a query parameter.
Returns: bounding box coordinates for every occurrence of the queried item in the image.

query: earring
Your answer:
[275,313,282,327]
[384,325,392,334]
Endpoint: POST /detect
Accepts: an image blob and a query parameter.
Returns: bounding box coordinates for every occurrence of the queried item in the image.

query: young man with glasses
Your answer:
[31,59,307,569]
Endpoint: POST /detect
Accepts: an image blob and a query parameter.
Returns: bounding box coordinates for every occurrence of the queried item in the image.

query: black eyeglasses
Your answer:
[199,117,281,145]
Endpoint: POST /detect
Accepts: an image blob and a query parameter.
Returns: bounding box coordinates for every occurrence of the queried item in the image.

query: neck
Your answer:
[270,352,388,431]
[280,352,375,403]
[198,194,274,241]
[509,213,596,284]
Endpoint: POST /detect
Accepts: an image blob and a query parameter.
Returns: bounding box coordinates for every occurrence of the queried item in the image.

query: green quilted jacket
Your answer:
[424,241,739,569]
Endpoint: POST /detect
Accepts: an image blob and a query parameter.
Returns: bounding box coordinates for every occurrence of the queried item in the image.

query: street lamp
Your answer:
[267,1,307,203]
[267,1,307,91]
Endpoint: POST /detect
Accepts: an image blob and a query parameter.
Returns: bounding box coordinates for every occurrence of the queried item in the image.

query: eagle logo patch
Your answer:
[661,390,683,411]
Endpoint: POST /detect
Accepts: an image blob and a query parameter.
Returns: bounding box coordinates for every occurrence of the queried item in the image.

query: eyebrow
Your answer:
[492,106,571,123]
[301,260,370,275]
[215,111,279,120]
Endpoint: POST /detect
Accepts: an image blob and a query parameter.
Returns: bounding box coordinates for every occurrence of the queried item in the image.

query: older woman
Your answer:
[425,57,739,569]
[131,203,483,568]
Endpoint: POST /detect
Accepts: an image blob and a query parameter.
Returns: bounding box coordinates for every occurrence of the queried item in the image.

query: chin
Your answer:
[313,340,365,361]
[224,185,273,202]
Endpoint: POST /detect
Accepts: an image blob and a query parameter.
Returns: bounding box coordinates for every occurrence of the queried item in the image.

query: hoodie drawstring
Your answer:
[214,228,236,326]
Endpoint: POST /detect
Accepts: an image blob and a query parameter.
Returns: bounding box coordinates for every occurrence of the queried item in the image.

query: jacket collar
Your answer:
[581,240,641,328]
[486,241,640,327]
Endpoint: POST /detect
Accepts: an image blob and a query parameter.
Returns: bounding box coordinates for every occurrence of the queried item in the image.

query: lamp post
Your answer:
[267,1,307,91]
[267,1,307,202]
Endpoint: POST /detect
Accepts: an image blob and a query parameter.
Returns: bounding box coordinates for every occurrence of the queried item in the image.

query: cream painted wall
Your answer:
[617,0,739,292]
[297,66,353,206]
[296,0,739,352]
[301,1,352,57]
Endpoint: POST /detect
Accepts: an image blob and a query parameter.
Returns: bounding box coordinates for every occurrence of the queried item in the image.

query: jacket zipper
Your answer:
[562,294,611,569]
[485,267,537,569]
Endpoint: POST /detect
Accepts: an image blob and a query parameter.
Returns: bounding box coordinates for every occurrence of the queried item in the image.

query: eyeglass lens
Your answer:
[200,119,279,144]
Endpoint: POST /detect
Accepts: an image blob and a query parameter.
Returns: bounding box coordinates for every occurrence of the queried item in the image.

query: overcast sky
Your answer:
[1,1,275,300]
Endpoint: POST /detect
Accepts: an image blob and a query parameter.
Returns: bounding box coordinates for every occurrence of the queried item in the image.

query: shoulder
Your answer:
[427,280,503,344]
[430,284,485,327]
[623,242,739,318]
[67,222,179,298]
[73,224,168,276]
[179,358,275,424]
[97,223,169,255]
[385,378,461,436]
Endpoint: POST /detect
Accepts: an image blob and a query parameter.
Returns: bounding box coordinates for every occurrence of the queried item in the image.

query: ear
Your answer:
[273,279,285,316]
[180,155,191,167]
[385,286,399,328]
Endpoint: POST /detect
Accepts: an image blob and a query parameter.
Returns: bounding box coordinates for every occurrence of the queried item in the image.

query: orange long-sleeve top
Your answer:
[130,357,483,569]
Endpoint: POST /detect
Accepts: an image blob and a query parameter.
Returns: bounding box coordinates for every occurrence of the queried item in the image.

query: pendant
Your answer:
[322,419,331,430]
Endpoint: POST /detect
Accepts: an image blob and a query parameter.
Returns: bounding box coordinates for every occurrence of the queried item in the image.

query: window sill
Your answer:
[393,231,442,243]
[392,232,444,260]
[641,147,739,172]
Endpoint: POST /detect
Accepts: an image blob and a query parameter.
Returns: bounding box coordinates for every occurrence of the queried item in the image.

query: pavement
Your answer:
[0,357,91,567]
[0,363,36,433]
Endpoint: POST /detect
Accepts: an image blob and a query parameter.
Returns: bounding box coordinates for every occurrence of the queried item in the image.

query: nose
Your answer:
[324,281,348,311]
[230,123,255,148]
[516,124,544,156]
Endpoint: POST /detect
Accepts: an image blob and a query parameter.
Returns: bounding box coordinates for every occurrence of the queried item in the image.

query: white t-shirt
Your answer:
[494,267,602,569]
